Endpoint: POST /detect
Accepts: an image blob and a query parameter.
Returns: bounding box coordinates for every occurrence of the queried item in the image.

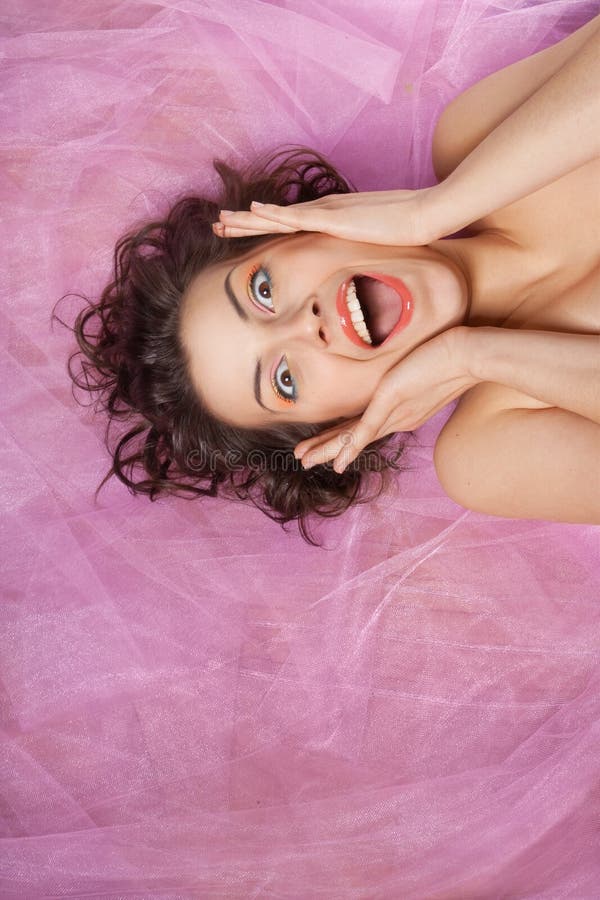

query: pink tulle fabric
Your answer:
[1,1,599,896]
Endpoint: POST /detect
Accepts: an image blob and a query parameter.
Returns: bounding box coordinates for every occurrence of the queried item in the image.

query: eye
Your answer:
[247,265,274,312]
[272,356,297,404]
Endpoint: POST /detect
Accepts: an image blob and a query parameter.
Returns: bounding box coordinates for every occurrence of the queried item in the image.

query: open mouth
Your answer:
[336,273,414,349]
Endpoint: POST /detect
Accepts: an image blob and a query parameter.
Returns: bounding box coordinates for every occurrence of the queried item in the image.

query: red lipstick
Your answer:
[335,273,414,349]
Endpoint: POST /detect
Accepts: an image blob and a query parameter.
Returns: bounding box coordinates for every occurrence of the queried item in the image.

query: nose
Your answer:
[306,299,329,345]
[269,298,330,347]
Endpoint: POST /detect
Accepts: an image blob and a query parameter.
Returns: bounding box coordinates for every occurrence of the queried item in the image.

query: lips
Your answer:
[336,272,414,349]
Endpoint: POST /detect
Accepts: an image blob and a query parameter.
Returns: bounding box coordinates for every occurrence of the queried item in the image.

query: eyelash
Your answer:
[270,357,296,405]
[247,264,275,314]
[247,264,298,405]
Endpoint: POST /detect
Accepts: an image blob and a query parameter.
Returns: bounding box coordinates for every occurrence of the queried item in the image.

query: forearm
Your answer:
[465,327,600,425]
[430,23,600,234]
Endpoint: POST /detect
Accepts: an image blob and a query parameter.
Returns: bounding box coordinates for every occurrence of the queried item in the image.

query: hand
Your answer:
[212,186,444,247]
[294,327,477,472]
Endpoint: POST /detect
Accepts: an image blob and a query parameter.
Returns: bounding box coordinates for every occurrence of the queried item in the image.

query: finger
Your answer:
[247,205,377,243]
[300,429,359,469]
[300,439,345,468]
[329,400,394,471]
[219,209,296,230]
[294,419,360,458]
[294,429,345,458]
[330,425,378,472]
[212,222,295,239]
[332,440,362,474]
[248,201,334,234]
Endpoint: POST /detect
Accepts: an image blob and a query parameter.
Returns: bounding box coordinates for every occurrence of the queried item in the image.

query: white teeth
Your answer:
[345,280,372,344]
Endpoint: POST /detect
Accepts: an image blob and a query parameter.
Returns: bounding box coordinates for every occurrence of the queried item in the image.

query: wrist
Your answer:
[420,180,470,242]
[415,185,454,243]
[463,325,512,384]
[452,325,487,384]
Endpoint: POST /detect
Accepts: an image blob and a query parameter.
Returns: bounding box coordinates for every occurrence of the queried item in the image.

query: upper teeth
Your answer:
[345,280,372,344]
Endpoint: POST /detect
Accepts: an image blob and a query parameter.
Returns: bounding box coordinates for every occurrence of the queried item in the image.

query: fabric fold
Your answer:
[1,0,599,896]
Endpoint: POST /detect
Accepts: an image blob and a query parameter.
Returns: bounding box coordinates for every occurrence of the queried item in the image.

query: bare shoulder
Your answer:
[433,387,600,525]
[432,13,600,184]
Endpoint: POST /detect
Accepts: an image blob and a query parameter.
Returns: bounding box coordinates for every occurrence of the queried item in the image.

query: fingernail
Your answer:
[220,210,234,217]
[251,201,265,208]
[212,222,224,234]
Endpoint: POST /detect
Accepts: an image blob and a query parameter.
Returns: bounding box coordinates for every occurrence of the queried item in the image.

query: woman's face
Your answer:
[179,233,469,428]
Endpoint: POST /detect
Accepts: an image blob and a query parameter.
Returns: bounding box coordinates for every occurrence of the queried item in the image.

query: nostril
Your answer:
[319,327,326,342]
[312,301,320,316]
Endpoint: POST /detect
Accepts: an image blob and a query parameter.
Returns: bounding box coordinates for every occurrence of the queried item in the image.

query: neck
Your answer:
[430,231,528,327]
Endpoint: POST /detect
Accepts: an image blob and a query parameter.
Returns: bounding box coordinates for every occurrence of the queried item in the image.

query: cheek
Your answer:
[315,361,376,418]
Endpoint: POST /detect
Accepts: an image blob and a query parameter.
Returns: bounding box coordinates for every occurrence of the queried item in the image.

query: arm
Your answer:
[216,15,600,245]
[428,17,600,235]
[294,326,599,471]
[433,328,600,524]
[464,328,600,425]
[434,403,600,525]
[432,13,600,182]
[292,324,600,524]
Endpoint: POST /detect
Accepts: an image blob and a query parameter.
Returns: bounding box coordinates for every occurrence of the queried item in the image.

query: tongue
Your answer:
[355,276,401,345]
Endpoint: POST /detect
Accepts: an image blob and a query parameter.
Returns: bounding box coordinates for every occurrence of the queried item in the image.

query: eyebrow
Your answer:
[224,267,279,415]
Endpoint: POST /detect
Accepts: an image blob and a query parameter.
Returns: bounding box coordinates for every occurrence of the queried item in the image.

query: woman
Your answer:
[69,12,600,540]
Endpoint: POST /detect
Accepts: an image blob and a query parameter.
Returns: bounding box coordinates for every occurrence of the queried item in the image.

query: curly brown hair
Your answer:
[54,148,410,545]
